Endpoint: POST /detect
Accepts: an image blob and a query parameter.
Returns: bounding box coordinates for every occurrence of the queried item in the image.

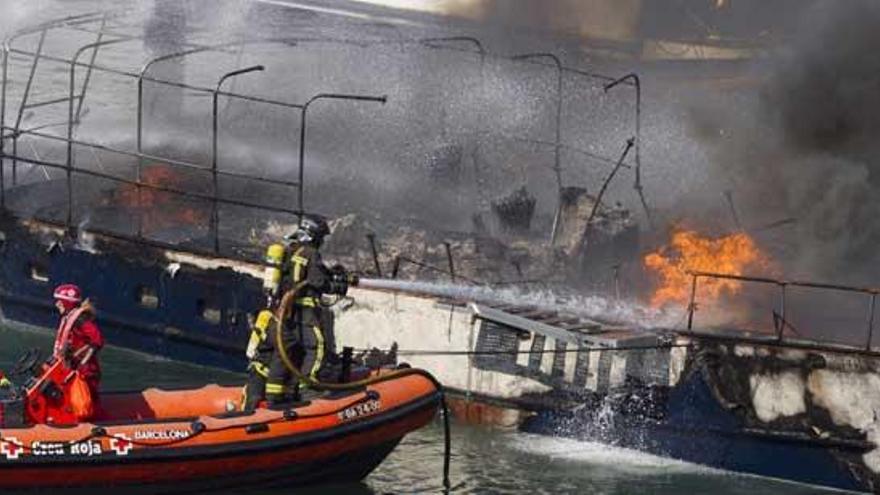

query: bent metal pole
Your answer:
[67,36,137,230]
[511,52,564,242]
[297,93,387,218]
[211,65,265,253]
[604,73,652,226]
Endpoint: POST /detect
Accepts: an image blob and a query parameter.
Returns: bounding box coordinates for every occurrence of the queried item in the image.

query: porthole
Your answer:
[136,285,159,309]
[197,299,222,325]
[29,263,48,283]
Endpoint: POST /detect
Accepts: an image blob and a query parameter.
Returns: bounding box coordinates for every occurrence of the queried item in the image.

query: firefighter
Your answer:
[240,311,275,411]
[240,242,286,411]
[52,284,104,402]
[264,215,353,405]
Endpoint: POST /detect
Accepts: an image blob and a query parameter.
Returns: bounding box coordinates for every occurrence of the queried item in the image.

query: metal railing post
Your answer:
[419,37,487,208]
[612,263,621,300]
[512,52,564,241]
[604,73,651,225]
[391,256,401,279]
[137,46,219,158]
[11,28,48,186]
[67,37,136,230]
[366,233,382,277]
[866,293,877,351]
[582,138,634,246]
[444,241,456,282]
[1,45,7,208]
[73,15,106,124]
[687,274,698,330]
[777,283,787,342]
[138,47,216,240]
[211,65,264,253]
[298,93,387,217]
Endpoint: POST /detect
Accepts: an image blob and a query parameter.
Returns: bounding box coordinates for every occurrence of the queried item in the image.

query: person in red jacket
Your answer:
[52,284,104,401]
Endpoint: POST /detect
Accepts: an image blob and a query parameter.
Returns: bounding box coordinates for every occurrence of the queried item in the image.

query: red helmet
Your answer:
[53,284,82,311]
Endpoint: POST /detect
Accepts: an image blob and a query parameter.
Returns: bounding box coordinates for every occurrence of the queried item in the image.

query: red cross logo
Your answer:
[109,434,133,456]
[0,437,23,460]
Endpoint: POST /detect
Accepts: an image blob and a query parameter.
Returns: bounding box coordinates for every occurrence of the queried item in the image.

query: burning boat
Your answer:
[2,4,880,494]
[0,6,643,369]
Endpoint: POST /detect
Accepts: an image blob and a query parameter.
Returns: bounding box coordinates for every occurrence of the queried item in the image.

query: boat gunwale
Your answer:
[0,389,440,467]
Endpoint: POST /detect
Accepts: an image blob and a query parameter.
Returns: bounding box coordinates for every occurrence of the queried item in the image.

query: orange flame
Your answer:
[117,164,178,208]
[644,228,771,307]
[114,164,208,233]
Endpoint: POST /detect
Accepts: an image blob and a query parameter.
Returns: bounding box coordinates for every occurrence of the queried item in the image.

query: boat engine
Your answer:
[23,356,80,425]
[0,349,80,426]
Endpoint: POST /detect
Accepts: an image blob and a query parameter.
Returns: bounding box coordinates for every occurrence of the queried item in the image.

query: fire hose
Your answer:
[272,286,452,491]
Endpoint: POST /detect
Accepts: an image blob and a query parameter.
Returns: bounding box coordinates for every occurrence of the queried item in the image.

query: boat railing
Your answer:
[0,10,642,260]
[686,271,879,351]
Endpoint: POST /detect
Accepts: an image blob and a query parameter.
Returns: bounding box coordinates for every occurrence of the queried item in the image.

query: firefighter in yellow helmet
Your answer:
[263,214,354,406]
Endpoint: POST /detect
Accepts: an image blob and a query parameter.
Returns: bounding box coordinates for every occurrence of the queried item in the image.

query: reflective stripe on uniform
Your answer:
[249,361,269,377]
[240,385,249,411]
[295,297,318,307]
[291,247,308,283]
[308,325,325,380]
[265,382,285,394]
[245,331,260,360]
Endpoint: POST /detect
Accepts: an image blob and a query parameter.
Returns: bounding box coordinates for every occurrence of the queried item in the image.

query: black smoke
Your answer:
[692,0,880,284]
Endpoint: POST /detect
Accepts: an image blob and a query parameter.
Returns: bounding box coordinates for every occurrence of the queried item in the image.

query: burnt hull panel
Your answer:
[0,215,254,370]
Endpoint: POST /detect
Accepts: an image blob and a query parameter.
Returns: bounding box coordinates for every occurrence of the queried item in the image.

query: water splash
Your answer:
[357,277,683,328]
[507,432,709,474]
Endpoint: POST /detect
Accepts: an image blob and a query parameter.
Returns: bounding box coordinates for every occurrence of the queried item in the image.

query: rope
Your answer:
[355,342,693,358]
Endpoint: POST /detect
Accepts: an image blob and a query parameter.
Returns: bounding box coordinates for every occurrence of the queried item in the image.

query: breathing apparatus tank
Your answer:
[263,243,285,298]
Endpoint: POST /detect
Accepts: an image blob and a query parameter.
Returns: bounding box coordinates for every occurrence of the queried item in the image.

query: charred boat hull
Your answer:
[0,213,256,371]
[523,370,870,492]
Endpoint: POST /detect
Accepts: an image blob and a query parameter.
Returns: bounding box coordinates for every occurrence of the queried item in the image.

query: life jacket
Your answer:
[52,302,93,359]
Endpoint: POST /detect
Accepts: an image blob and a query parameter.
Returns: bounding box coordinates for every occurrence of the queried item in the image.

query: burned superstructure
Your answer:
[307,184,638,288]
[0,6,645,289]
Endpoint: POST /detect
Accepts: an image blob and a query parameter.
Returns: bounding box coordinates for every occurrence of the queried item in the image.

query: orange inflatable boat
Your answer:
[0,369,442,493]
